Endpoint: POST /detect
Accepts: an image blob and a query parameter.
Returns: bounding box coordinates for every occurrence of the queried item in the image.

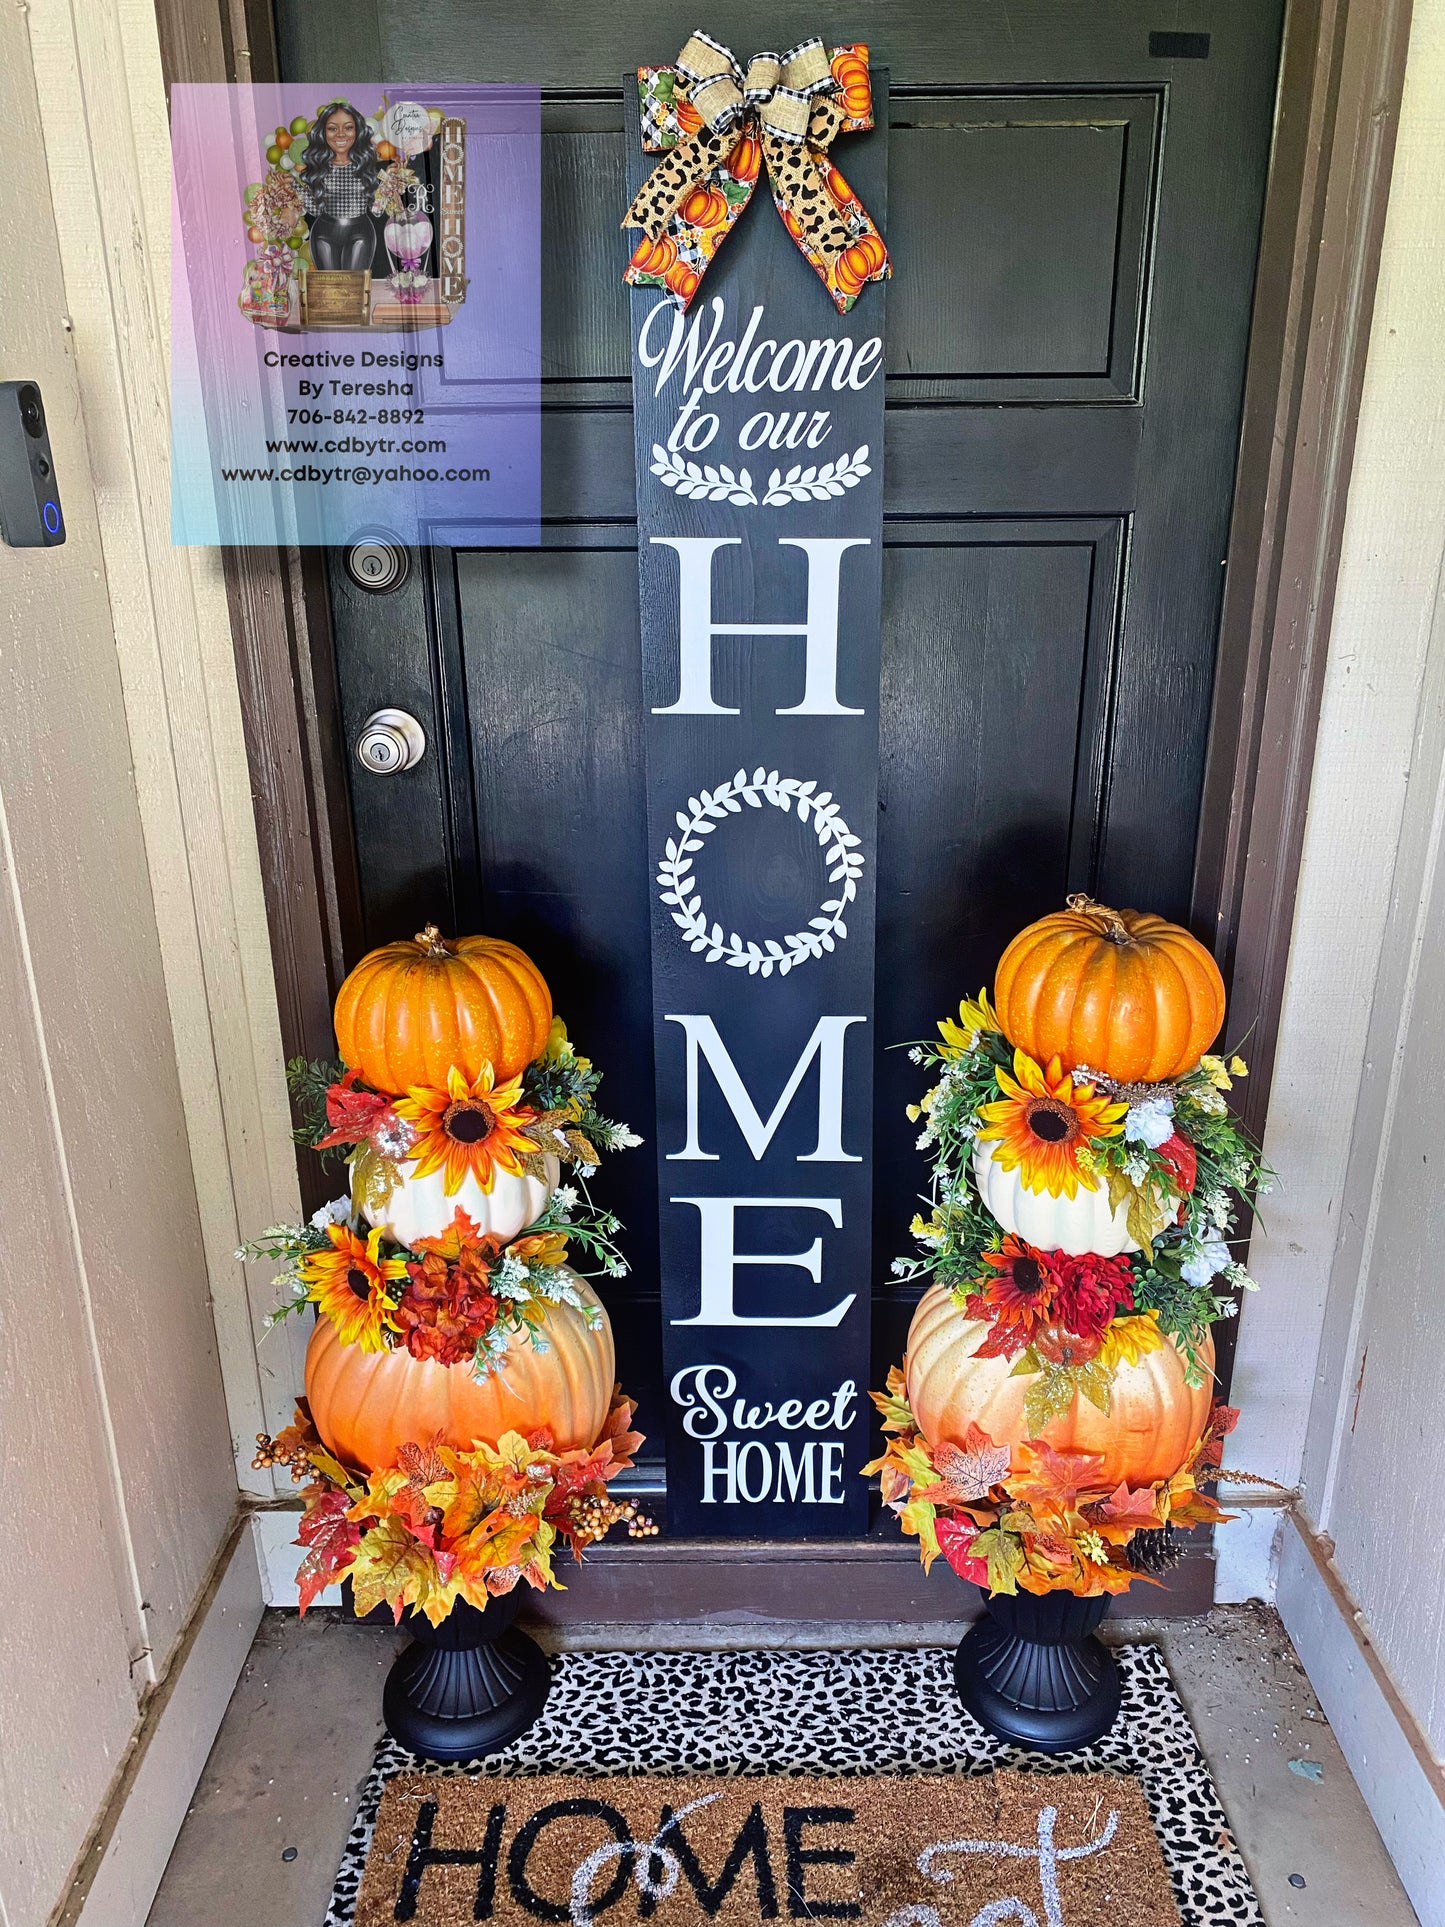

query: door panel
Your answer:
[872,519,1124,1383]
[287,0,1286,1497]
[453,542,659,1321]
[886,96,1157,398]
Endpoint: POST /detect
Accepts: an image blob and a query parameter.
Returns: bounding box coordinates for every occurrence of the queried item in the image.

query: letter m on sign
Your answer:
[665,1014,866,1162]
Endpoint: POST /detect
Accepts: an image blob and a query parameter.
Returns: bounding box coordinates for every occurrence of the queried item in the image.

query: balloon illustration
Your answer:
[382,99,433,158]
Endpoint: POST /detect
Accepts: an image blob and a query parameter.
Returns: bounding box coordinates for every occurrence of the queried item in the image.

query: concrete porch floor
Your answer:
[146,1603,1418,1927]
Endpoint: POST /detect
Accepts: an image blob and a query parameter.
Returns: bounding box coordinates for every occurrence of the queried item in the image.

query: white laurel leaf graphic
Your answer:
[650,444,759,506]
[761,444,872,507]
[651,444,871,511]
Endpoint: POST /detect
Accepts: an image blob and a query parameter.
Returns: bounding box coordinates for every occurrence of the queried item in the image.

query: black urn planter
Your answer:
[953,1586,1122,1753]
[344,1581,551,1763]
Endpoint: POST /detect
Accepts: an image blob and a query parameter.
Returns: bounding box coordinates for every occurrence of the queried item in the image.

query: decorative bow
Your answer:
[623,32,889,314]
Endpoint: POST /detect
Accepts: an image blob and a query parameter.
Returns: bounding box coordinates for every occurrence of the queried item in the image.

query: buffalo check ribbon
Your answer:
[622,32,890,314]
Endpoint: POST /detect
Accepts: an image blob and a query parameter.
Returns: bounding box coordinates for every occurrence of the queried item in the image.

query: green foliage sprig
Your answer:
[285,1056,346,1165]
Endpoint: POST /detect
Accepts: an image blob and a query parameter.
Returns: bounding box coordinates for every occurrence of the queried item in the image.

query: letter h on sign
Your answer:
[651,537,870,715]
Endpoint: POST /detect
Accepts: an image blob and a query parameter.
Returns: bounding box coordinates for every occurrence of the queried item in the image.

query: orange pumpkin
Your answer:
[668,263,702,303]
[831,48,874,121]
[993,896,1225,1084]
[904,1282,1212,1491]
[727,131,761,183]
[835,231,887,297]
[631,234,678,280]
[679,184,729,231]
[305,1278,614,1472]
[826,162,856,209]
[333,924,552,1095]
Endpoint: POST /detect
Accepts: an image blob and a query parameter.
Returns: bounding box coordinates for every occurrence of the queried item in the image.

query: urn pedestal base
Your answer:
[347,1584,551,1762]
[953,1587,1122,1753]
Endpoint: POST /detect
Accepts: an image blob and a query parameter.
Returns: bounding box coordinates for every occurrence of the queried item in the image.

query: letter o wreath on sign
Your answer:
[657,767,865,977]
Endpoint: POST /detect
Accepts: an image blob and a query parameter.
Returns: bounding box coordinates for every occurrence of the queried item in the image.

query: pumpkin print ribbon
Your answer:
[622,32,889,314]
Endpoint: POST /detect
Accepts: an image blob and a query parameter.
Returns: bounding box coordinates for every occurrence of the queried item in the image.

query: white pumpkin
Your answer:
[359,1153,558,1248]
[970,1138,1138,1257]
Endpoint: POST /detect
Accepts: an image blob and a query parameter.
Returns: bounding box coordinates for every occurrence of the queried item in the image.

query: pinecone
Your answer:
[1128,1524,1184,1575]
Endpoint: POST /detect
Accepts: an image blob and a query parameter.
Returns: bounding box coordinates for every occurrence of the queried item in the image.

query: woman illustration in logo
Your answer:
[300,100,379,270]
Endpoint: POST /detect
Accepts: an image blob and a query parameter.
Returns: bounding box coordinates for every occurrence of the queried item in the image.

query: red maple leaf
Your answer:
[388,1481,447,1549]
[397,1439,447,1489]
[968,1309,1032,1361]
[295,1488,361,1613]
[594,1390,645,1472]
[936,1515,990,1586]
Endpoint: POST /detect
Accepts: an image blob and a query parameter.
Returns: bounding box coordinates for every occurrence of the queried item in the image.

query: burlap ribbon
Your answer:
[622,31,888,312]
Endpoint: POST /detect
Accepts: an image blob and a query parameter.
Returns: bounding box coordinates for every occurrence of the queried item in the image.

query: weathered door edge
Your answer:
[1188,0,1413,1396]
[1193,0,1414,1146]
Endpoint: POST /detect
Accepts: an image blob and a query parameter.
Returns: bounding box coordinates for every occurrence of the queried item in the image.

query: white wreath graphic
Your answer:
[657,768,865,977]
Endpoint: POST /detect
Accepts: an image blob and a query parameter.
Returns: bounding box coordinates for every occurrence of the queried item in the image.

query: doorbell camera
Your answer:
[0,380,65,547]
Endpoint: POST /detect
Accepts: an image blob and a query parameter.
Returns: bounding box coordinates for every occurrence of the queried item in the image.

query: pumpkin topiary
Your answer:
[246,916,648,1723]
[993,896,1225,1085]
[903,1281,1213,1493]
[304,1273,615,1472]
[333,924,552,1096]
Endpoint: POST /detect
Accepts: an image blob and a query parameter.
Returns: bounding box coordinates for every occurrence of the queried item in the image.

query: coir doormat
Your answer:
[326,1645,1263,1927]
[354,1770,1178,1926]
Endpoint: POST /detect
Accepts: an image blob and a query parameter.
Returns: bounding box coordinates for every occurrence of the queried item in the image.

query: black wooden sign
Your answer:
[626,82,888,1536]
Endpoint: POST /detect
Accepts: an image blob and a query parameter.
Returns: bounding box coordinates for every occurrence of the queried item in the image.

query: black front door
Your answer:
[279,1,1285,1491]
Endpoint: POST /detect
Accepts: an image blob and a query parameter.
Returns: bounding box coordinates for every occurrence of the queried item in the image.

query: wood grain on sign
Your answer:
[354,1771,1180,1927]
[627,78,888,1537]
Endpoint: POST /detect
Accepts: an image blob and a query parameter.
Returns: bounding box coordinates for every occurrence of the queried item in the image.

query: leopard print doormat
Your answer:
[326,1644,1262,1927]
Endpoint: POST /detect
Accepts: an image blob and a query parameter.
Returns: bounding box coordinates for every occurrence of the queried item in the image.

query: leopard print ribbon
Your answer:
[623,31,867,275]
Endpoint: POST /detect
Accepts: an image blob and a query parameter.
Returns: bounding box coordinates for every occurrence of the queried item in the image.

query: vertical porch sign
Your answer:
[626,74,889,1535]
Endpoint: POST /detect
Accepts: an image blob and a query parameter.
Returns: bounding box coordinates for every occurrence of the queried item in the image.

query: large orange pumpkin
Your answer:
[333,924,552,1095]
[993,896,1225,1084]
[904,1282,1212,1491]
[305,1277,614,1472]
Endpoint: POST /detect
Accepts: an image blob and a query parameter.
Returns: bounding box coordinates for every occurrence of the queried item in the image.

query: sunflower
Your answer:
[977,1049,1127,1197]
[938,988,999,1059]
[396,1063,538,1197]
[968,1235,1060,1338]
[300,1223,406,1352]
